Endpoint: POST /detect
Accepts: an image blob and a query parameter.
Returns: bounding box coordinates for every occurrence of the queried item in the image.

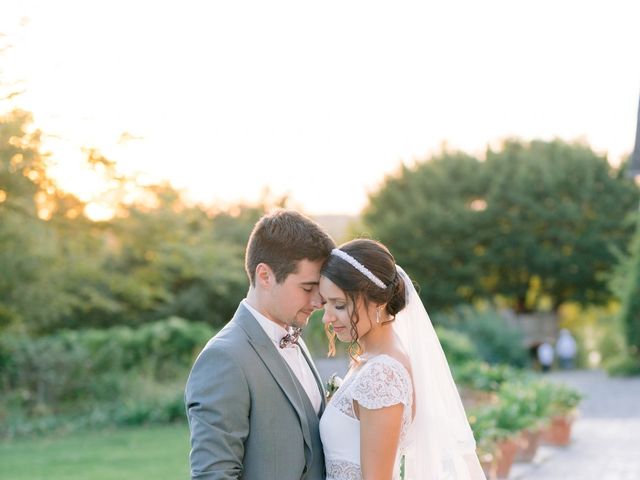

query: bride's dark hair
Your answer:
[321,239,406,358]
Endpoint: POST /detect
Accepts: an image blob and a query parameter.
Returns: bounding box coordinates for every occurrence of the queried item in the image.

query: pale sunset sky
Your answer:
[2,1,639,217]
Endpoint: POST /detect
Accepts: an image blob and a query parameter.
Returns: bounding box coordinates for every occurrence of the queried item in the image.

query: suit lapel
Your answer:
[234,306,314,470]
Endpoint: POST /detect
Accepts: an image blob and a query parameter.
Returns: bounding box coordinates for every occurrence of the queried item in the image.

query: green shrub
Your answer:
[437,307,529,367]
[605,354,640,377]
[435,326,480,366]
[0,318,214,422]
[539,382,583,417]
[452,362,524,392]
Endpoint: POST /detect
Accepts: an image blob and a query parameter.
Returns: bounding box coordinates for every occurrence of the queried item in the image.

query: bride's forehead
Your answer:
[319,277,343,295]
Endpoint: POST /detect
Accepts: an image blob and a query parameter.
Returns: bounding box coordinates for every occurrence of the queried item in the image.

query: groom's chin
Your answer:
[292,313,311,329]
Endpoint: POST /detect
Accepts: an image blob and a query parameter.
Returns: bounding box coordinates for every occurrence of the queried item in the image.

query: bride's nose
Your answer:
[322,308,334,325]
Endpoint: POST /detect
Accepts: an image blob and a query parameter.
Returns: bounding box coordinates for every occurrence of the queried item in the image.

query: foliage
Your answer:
[604,354,640,377]
[363,151,488,310]
[0,110,70,331]
[1,107,266,334]
[469,379,582,451]
[613,216,640,362]
[543,383,583,416]
[452,362,524,392]
[0,317,214,427]
[490,382,542,433]
[437,307,529,367]
[363,140,640,312]
[434,326,481,366]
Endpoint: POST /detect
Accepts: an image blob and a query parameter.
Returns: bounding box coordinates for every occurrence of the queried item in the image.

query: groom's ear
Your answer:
[255,263,274,288]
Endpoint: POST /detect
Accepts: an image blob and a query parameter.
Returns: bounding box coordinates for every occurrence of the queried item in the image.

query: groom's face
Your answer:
[269,259,325,329]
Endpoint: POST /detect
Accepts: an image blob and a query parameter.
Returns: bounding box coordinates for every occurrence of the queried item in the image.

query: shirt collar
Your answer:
[242,299,290,346]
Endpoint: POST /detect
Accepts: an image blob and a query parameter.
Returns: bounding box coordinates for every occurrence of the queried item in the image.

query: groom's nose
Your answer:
[310,289,323,310]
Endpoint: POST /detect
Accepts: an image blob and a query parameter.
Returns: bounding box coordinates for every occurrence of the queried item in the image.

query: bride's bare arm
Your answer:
[358,402,404,480]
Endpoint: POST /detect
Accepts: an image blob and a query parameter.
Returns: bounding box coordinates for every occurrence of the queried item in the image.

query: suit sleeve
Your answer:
[185,345,250,480]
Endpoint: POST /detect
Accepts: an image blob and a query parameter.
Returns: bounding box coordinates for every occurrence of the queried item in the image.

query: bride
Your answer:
[318,239,486,480]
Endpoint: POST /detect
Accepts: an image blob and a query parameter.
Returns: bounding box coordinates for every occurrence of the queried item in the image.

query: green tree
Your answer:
[614,216,640,360]
[363,140,639,312]
[0,110,70,331]
[483,139,638,312]
[363,151,489,310]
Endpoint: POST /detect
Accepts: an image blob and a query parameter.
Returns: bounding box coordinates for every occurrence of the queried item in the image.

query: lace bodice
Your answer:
[319,354,413,480]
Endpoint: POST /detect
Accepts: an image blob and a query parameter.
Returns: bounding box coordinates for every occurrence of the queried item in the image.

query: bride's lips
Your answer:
[332,325,347,333]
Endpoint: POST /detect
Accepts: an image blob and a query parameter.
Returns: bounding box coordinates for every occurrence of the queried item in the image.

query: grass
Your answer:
[0,424,191,480]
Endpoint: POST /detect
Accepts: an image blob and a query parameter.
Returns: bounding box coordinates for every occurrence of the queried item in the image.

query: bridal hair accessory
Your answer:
[330,248,387,289]
[279,327,302,348]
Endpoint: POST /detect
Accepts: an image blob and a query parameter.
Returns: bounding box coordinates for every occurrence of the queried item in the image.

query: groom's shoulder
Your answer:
[199,308,252,357]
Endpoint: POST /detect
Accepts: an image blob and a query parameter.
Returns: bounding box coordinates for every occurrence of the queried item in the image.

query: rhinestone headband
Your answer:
[330,248,387,289]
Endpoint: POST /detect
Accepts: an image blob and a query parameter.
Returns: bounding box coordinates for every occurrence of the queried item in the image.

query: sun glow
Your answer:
[84,202,115,222]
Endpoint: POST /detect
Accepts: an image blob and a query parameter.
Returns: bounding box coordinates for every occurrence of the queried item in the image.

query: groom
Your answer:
[185,209,335,480]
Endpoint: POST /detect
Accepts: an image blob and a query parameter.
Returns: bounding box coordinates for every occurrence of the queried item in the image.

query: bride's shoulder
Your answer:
[361,353,412,382]
[351,353,413,407]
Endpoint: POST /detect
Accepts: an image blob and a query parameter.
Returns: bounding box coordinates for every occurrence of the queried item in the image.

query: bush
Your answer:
[0,318,214,422]
[468,379,582,452]
[435,326,481,366]
[437,307,529,367]
[605,354,640,377]
[452,362,524,392]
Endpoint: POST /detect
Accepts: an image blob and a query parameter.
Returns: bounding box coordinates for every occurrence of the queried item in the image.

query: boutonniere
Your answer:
[325,372,343,401]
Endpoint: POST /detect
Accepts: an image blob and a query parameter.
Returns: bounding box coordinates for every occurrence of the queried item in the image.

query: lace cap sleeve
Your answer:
[351,356,412,410]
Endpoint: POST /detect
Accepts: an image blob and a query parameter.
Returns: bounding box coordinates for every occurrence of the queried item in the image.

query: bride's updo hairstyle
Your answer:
[321,239,406,357]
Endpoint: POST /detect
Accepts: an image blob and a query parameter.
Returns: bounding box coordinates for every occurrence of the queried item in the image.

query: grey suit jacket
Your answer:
[185,303,326,480]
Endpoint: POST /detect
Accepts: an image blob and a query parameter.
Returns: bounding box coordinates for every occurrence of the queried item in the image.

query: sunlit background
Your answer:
[2,3,640,479]
[2,0,639,218]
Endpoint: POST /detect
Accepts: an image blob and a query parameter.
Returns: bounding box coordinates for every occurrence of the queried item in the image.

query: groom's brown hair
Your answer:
[245,209,335,285]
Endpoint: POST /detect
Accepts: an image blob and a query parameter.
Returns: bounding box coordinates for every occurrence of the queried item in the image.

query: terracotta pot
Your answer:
[541,415,573,446]
[515,428,541,462]
[496,438,519,479]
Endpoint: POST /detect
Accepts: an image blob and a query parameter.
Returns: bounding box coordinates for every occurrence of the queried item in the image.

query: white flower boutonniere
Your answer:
[325,372,343,401]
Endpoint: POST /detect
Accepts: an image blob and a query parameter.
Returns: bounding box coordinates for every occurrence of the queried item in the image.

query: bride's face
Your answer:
[319,276,372,342]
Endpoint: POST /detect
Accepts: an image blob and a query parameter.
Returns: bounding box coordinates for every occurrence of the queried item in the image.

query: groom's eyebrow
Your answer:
[300,281,319,286]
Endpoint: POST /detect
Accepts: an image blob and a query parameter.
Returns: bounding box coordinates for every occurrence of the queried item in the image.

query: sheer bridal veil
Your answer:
[393,266,486,480]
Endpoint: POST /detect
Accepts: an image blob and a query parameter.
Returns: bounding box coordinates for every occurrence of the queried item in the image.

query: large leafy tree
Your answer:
[363,151,490,310]
[0,109,257,333]
[0,110,68,331]
[363,140,639,313]
[482,139,639,312]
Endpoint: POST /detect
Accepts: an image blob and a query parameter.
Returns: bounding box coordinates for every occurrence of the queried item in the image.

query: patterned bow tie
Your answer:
[279,327,302,349]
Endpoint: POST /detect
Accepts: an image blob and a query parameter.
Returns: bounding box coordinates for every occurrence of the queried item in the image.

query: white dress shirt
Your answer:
[242,299,322,414]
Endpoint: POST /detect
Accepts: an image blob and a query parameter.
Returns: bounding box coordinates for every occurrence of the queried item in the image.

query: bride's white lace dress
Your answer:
[319,354,413,480]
